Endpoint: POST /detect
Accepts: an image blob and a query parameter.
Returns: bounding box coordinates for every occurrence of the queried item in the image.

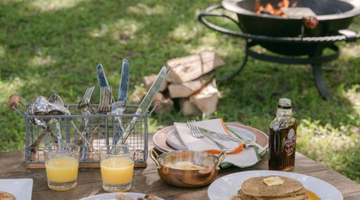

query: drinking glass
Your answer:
[100,144,135,192]
[44,144,80,191]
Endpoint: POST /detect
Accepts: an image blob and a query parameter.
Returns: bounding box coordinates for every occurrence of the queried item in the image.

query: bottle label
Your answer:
[284,128,295,156]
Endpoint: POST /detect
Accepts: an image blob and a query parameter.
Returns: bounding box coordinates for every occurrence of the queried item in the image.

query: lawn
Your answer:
[1,0,360,182]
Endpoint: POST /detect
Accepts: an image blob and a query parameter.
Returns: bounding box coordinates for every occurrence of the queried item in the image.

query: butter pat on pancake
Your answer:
[263,176,284,186]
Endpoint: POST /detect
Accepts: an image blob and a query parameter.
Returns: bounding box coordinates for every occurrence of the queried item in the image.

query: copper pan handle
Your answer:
[150,148,161,169]
[8,94,20,110]
[215,151,227,170]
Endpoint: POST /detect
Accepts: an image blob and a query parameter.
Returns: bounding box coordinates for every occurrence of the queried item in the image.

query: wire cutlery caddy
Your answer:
[9,61,167,169]
[15,104,156,168]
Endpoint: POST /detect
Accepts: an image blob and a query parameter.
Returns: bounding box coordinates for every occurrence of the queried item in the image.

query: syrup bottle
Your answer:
[268,98,297,171]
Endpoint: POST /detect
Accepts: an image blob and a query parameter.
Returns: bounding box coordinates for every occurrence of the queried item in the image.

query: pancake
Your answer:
[258,188,307,198]
[253,193,308,200]
[238,189,257,200]
[241,176,305,197]
[239,189,308,199]
[239,189,308,200]
[0,191,16,200]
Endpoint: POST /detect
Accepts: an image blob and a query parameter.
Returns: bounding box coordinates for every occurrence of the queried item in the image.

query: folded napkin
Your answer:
[173,119,267,168]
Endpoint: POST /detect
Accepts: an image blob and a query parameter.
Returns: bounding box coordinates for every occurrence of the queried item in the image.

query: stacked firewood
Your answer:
[145,51,225,115]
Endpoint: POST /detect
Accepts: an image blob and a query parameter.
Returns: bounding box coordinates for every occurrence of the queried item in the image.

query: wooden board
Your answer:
[2,134,360,200]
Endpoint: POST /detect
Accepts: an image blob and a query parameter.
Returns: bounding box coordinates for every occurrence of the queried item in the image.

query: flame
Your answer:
[255,0,297,17]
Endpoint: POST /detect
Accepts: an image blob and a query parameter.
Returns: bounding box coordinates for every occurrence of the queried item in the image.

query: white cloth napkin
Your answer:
[173,119,265,168]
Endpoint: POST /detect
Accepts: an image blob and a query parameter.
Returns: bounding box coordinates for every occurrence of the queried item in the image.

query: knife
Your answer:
[119,66,167,144]
[97,63,115,103]
[118,59,130,106]
[112,59,130,144]
[198,126,264,151]
[196,126,248,142]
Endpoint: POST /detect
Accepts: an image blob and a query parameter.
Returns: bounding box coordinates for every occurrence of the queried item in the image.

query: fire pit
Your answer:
[198,0,360,101]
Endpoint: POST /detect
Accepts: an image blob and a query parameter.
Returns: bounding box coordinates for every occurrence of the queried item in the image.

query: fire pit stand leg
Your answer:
[310,45,339,102]
[217,41,249,82]
[312,64,333,101]
[217,53,248,82]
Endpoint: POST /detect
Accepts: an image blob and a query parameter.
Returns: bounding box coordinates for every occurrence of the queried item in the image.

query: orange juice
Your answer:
[100,157,134,185]
[44,144,80,191]
[45,157,79,184]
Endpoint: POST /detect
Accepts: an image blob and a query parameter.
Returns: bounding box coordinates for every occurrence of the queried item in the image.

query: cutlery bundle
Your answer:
[8,60,167,168]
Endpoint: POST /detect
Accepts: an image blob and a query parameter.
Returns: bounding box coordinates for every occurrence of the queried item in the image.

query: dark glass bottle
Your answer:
[268,98,297,171]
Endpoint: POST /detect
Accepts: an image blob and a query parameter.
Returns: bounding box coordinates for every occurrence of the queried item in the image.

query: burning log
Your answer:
[255,0,296,18]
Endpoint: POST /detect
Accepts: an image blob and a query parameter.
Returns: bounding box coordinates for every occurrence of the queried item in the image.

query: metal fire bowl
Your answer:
[199,0,360,56]
[223,0,360,37]
[150,149,226,188]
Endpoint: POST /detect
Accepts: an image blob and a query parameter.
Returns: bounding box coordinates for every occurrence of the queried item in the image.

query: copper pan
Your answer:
[150,148,226,188]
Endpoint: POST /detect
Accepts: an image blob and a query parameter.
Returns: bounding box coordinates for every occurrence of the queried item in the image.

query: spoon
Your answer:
[30,96,52,153]
[48,94,67,151]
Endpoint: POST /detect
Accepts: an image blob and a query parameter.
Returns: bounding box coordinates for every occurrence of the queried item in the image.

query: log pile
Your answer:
[146,51,225,115]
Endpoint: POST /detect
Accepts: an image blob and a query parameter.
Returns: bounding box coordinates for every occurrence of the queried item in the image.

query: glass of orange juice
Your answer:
[44,144,80,191]
[100,144,135,192]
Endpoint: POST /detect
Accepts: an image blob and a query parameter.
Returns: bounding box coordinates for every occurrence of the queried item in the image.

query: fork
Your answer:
[78,86,95,114]
[216,133,256,148]
[77,86,95,160]
[97,87,113,145]
[98,87,113,113]
[187,120,230,153]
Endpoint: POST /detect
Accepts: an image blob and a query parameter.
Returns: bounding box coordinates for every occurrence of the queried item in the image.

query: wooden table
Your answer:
[1,149,360,200]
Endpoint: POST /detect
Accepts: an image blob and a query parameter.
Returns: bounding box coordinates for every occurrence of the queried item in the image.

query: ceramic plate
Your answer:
[152,126,175,152]
[207,170,343,200]
[166,129,188,150]
[153,123,268,152]
[166,125,257,150]
[81,192,164,200]
[227,125,257,141]
[0,179,33,200]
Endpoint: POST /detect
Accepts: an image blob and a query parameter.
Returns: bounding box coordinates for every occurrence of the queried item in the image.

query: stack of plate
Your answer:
[152,122,268,153]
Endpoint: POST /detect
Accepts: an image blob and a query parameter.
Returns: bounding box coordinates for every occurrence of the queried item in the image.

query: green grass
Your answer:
[1,0,360,182]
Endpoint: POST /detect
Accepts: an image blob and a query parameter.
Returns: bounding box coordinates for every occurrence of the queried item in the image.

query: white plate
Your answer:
[153,126,175,152]
[227,126,257,141]
[166,129,188,150]
[166,125,257,150]
[81,192,164,200]
[207,170,343,200]
[154,146,167,153]
[0,179,33,200]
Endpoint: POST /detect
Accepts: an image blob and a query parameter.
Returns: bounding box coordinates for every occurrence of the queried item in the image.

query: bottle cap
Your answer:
[278,98,292,109]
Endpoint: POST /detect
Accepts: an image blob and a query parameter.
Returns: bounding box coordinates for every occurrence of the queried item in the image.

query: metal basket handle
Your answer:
[8,94,25,117]
[8,94,20,110]
[148,101,160,116]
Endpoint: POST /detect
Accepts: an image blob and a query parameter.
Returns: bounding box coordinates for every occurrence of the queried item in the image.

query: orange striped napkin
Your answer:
[174,118,263,168]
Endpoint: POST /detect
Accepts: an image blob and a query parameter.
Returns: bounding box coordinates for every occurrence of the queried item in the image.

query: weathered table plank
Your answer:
[1,148,360,200]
